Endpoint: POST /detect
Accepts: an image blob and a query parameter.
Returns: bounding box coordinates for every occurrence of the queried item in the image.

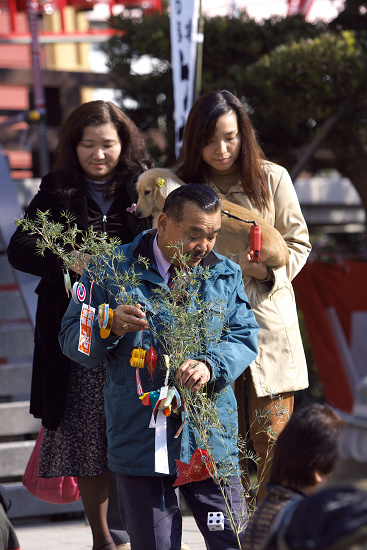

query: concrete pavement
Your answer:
[14,516,206,550]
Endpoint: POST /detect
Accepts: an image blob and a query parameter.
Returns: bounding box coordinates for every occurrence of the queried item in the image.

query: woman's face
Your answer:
[201,111,241,173]
[76,122,122,181]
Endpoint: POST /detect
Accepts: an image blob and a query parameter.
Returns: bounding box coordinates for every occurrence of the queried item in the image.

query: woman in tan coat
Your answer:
[171,90,311,502]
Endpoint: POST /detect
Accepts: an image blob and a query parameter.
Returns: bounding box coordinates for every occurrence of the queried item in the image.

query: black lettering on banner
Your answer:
[183,89,188,110]
[179,50,189,80]
[185,21,192,40]
[176,21,183,43]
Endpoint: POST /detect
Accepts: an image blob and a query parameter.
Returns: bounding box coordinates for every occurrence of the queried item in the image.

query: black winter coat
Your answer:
[7,168,150,429]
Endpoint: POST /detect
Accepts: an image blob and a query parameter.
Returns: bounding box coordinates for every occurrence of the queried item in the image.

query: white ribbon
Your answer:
[155,410,169,474]
[153,386,169,474]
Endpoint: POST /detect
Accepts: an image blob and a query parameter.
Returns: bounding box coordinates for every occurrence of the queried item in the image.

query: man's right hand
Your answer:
[111,304,149,337]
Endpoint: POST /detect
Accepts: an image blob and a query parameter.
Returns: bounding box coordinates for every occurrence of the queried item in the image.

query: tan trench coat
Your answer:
[208,161,312,397]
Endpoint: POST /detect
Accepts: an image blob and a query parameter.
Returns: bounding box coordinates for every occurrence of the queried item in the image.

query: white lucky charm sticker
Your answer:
[78,303,95,356]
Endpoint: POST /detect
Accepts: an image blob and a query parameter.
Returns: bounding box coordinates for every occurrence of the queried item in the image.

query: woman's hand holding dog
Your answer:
[239,247,271,282]
[69,250,92,276]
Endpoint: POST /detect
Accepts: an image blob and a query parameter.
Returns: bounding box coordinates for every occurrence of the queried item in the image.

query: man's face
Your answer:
[157,203,221,267]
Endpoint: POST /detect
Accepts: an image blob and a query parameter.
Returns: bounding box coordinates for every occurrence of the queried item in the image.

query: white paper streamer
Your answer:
[155,410,169,474]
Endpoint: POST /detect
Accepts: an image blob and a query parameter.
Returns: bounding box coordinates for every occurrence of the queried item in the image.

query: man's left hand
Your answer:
[176,359,211,392]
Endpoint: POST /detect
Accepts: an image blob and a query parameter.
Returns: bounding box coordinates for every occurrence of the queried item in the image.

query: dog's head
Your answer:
[135,168,183,219]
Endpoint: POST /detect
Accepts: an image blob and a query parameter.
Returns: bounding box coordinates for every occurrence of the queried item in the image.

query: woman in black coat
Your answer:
[7,100,151,550]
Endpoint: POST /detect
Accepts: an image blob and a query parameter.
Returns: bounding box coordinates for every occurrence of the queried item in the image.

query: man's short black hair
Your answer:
[163,183,221,223]
[270,401,342,489]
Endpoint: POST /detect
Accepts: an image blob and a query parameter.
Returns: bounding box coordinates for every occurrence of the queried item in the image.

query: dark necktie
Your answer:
[168,264,177,290]
[168,264,188,307]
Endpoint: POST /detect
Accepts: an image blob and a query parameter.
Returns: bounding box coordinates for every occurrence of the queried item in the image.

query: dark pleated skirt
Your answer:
[39,361,108,477]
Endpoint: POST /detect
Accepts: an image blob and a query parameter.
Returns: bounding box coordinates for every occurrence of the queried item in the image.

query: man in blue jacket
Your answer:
[59,184,259,550]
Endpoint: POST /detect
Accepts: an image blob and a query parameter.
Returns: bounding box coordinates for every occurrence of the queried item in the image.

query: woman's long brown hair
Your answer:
[171,90,270,211]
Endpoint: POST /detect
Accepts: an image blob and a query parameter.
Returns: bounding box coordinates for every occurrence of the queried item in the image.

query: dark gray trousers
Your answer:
[116,473,246,550]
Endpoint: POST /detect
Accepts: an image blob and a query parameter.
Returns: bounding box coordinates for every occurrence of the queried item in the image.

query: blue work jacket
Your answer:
[59,230,259,477]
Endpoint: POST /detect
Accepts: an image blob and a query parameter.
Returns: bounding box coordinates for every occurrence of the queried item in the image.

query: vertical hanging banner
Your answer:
[170,0,201,158]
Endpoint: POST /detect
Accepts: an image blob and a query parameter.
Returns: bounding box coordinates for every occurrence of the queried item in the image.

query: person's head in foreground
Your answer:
[269,400,342,494]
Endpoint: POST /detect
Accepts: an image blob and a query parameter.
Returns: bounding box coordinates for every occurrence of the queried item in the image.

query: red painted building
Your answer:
[0,0,162,178]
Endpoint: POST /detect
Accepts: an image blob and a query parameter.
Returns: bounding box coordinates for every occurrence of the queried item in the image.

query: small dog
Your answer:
[135,168,289,269]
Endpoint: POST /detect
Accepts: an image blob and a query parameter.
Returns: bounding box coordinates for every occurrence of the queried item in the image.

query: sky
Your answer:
[201,0,344,21]
[89,0,344,81]
[89,0,344,23]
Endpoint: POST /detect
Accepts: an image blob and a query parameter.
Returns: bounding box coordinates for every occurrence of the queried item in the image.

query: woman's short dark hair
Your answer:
[163,183,221,223]
[53,100,150,175]
[270,401,343,490]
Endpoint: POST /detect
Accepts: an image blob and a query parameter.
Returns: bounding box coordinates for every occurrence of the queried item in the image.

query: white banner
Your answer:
[170,0,201,157]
